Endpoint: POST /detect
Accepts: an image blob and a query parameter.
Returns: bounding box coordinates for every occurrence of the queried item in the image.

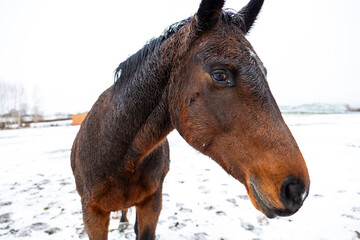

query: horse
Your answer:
[71,0,310,239]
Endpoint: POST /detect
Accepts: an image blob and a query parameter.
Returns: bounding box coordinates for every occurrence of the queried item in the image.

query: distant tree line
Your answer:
[0,80,42,129]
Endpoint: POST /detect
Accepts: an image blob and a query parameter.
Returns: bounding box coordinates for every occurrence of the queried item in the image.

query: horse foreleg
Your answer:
[135,186,163,240]
[119,209,129,231]
[82,201,110,240]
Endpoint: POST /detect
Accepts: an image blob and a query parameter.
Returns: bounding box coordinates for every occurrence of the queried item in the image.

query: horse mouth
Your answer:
[250,183,277,218]
[250,181,307,218]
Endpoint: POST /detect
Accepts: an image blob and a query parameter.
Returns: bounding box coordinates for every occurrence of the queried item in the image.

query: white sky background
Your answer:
[0,0,359,114]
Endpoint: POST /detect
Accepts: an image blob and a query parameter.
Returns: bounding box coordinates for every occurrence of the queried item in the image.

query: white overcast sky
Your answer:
[0,0,360,114]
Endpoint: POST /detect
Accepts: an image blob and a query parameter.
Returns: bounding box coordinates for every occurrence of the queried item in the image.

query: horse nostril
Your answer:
[280,176,307,212]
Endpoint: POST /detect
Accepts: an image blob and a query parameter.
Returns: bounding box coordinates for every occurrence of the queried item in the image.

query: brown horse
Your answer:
[71,0,310,239]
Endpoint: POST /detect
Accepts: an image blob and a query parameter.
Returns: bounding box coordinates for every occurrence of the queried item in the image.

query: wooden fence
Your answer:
[1,112,88,129]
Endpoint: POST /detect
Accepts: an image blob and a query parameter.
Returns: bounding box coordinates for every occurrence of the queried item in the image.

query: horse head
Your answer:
[168,0,310,218]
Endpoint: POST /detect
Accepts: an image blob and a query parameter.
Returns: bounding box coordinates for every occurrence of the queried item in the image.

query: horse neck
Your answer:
[112,39,181,172]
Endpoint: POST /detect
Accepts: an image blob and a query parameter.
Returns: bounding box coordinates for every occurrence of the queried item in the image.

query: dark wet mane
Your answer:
[114,17,191,87]
[113,10,248,90]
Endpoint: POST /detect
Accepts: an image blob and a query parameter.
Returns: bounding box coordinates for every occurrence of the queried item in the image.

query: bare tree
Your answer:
[0,81,6,128]
[32,85,43,123]
[16,84,24,127]
[0,81,26,127]
[0,81,45,128]
[0,80,7,115]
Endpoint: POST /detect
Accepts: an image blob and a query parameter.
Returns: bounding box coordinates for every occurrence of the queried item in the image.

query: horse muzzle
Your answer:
[249,176,309,218]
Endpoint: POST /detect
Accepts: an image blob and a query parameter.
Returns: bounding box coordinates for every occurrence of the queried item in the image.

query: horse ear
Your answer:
[196,0,225,31]
[238,0,264,33]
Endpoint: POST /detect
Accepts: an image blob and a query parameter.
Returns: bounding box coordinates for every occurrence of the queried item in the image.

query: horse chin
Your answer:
[249,181,304,219]
[249,182,277,219]
[248,180,307,218]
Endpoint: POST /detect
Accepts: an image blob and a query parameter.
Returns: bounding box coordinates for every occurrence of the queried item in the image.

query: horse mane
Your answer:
[113,17,192,88]
[113,11,247,90]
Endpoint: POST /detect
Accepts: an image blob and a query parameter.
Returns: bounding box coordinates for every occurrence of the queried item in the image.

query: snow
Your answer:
[0,113,360,239]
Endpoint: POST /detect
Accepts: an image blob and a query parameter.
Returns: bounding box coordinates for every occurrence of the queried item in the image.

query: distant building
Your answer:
[72,113,88,126]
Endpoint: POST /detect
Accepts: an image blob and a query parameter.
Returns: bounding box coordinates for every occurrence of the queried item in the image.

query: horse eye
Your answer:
[211,70,228,83]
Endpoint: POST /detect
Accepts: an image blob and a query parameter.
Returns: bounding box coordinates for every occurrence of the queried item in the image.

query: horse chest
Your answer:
[94,171,162,211]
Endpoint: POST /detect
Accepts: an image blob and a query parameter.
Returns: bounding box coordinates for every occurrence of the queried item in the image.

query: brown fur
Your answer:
[71,0,310,239]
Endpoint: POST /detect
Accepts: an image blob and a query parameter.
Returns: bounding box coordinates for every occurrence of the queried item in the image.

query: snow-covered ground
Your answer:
[0,113,359,240]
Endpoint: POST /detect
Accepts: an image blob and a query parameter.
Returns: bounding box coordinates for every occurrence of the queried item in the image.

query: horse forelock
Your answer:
[220,9,244,26]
